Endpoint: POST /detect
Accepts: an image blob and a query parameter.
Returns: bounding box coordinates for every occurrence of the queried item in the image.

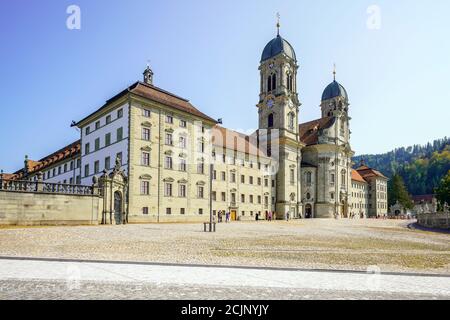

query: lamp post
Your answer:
[203,119,222,233]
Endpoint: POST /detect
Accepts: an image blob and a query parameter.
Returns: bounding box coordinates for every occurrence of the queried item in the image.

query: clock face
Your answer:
[267,99,274,108]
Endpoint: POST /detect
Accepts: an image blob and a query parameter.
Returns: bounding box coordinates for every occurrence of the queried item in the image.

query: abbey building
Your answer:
[5,29,388,222]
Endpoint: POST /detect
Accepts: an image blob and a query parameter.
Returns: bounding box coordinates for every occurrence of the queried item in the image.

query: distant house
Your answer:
[412,194,438,214]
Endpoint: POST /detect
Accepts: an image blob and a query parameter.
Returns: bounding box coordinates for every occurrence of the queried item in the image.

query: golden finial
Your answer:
[333,63,336,81]
[276,12,281,36]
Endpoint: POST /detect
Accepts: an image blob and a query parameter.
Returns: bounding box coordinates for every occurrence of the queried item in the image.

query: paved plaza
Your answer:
[0,219,449,299]
[0,257,449,300]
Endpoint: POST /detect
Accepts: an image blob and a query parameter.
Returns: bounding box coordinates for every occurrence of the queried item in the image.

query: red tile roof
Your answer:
[131,82,217,123]
[351,169,367,183]
[411,194,435,204]
[76,82,217,127]
[356,165,388,180]
[299,117,335,146]
[13,140,81,179]
[212,126,267,157]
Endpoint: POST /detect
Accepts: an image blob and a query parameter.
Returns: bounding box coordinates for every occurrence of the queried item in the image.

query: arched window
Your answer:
[268,113,274,128]
[306,172,312,186]
[267,76,272,92]
[271,74,277,90]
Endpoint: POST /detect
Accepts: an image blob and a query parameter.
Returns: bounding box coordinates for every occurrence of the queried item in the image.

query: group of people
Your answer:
[217,210,231,223]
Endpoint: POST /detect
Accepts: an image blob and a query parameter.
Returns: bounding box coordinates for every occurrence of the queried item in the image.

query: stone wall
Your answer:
[0,190,102,226]
[417,213,450,230]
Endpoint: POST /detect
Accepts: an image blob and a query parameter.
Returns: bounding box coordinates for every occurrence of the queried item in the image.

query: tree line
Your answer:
[353,137,450,208]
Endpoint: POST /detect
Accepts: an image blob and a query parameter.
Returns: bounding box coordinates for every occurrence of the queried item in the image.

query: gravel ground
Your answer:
[0,219,448,274]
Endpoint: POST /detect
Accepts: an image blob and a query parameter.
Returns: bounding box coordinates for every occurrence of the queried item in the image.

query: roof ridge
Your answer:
[137,81,190,102]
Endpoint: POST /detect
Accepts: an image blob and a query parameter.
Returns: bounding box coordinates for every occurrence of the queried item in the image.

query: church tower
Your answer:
[256,18,304,219]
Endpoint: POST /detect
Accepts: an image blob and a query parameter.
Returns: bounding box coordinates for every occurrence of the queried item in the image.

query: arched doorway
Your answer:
[305,204,312,219]
[114,191,123,225]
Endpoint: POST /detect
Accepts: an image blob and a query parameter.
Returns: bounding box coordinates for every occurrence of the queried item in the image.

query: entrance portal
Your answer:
[305,204,312,219]
[114,191,123,225]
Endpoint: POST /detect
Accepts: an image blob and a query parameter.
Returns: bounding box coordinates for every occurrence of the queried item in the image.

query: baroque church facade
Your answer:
[6,28,388,222]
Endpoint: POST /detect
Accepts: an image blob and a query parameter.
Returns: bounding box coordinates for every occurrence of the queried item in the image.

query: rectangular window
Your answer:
[197,163,204,174]
[180,208,185,215]
[94,161,100,174]
[64,164,68,173]
[77,159,81,168]
[221,172,226,181]
[241,194,245,203]
[198,186,204,198]
[143,207,149,215]
[165,156,173,169]
[258,196,262,204]
[165,183,173,197]
[231,193,236,203]
[166,208,172,215]
[213,170,217,180]
[95,121,100,130]
[249,176,254,185]
[70,161,74,171]
[179,159,187,172]
[241,175,245,183]
[76,176,81,185]
[198,208,203,215]
[105,133,111,146]
[179,184,187,197]
[165,133,173,145]
[117,127,123,141]
[69,178,73,184]
[85,126,90,135]
[258,178,262,185]
[142,152,150,166]
[179,136,186,149]
[231,173,236,183]
[290,169,295,185]
[84,164,89,177]
[180,120,187,128]
[221,192,226,202]
[166,115,173,124]
[58,166,62,175]
[142,109,151,118]
[250,195,254,203]
[95,138,100,151]
[106,115,111,124]
[105,157,111,170]
[142,128,151,141]
[198,142,205,153]
[212,191,217,201]
[264,179,268,187]
[141,181,149,195]
[85,143,90,155]
[117,109,123,119]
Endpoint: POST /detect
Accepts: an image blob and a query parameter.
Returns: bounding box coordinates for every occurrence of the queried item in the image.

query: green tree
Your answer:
[388,174,413,209]
[435,170,450,206]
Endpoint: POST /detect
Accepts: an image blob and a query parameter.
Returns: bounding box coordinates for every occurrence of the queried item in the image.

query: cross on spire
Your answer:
[333,63,337,81]
[276,12,281,36]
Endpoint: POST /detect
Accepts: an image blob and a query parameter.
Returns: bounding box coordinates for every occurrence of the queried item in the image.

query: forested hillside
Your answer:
[353,137,450,196]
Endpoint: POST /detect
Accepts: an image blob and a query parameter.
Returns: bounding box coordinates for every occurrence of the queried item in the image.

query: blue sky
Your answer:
[1,0,449,173]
